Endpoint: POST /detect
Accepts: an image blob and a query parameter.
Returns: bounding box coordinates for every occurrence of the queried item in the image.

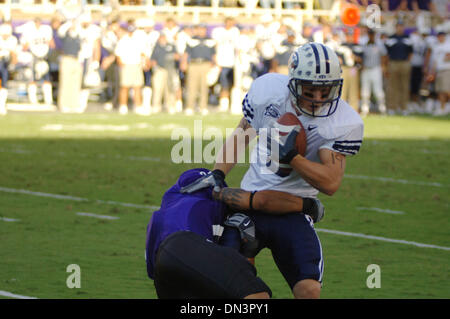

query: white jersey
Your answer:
[20,23,52,58]
[79,24,101,61]
[115,33,144,65]
[0,35,18,60]
[133,29,160,58]
[211,26,240,68]
[241,73,364,198]
[430,40,450,72]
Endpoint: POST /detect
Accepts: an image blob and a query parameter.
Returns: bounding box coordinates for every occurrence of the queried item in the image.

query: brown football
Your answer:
[276,112,307,157]
[272,112,307,177]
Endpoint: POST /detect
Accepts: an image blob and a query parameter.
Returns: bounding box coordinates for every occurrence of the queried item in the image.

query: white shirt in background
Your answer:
[212,26,240,68]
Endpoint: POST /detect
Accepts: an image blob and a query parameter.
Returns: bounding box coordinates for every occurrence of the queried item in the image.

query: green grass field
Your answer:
[0,112,449,299]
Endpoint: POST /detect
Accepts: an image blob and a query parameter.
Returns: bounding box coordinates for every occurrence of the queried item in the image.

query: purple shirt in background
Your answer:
[52,28,63,51]
[145,168,228,279]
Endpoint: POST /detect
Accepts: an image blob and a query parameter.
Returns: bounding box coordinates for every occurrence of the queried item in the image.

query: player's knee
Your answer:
[293,279,321,299]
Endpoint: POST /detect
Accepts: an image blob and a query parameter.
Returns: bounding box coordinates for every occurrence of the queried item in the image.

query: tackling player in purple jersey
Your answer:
[145,168,271,299]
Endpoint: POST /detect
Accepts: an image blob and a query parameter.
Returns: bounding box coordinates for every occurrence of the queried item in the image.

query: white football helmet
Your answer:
[287,42,343,117]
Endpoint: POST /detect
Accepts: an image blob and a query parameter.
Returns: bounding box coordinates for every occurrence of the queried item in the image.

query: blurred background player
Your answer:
[149,33,180,115]
[77,11,102,113]
[359,28,388,116]
[212,16,240,113]
[134,18,159,116]
[408,28,430,114]
[271,28,298,75]
[18,18,54,106]
[427,31,450,116]
[0,22,17,115]
[115,23,145,115]
[254,14,278,76]
[57,16,83,113]
[338,28,363,113]
[182,24,216,116]
[384,21,413,115]
[100,18,120,112]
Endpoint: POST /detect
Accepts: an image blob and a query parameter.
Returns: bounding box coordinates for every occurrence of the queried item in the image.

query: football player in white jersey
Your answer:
[0,23,18,115]
[183,43,364,298]
[19,18,54,105]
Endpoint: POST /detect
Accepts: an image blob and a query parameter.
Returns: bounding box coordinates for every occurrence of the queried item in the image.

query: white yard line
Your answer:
[0,217,20,222]
[76,212,119,220]
[0,148,162,162]
[315,228,450,251]
[357,207,406,215]
[345,174,446,188]
[0,290,38,299]
[0,186,160,211]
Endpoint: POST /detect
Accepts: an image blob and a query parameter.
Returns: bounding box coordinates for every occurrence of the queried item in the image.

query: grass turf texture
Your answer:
[0,112,449,299]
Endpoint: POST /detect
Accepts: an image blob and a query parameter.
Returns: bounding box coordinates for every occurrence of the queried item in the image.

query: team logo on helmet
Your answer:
[289,52,299,72]
[263,104,281,118]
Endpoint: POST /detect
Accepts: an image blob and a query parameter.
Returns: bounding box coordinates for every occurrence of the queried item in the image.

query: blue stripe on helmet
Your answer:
[319,43,330,74]
[309,43,321,74]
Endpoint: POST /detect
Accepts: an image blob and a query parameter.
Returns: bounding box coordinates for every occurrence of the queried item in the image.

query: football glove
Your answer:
[179,169,226,194]
[302,198,325,223]
[266,125,300,164]
[223,213,259,258]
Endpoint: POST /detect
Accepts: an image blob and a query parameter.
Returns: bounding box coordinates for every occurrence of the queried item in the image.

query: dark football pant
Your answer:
[221,212,324,289]
[153,231,272,299]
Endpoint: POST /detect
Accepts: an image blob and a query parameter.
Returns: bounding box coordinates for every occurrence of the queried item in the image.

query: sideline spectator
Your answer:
[360,28,388,116]
[48,16,62,100]
[384,21,413,114]
[301,22,314,43]
[337,28,363,113]
[235,26,259,91]
[272,28,297,75]
[78,12,102,113]
[212,16,240,112]
[18,18,54,105]
[161,17,179,46]
[313,22,332,44]
[115,23,145,115]
[427,31,450,116]
[100,18,121,111]
[254,14,279,76]
[161,17,183,112]
[0,22,17,115]
[57,17,83,112]
[135,18,159,115]
[409,28,429,113]
[183,24,216,116]
[175,25,193,114]
[150,33,180,114]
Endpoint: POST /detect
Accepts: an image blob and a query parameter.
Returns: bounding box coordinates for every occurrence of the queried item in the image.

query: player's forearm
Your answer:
[290,154,342,196]
[214,117,256,176]
[213,137,238,175]
[213,188,303,214]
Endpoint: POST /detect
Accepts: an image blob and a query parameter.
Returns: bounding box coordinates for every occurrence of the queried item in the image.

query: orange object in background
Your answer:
[341,4,361,26]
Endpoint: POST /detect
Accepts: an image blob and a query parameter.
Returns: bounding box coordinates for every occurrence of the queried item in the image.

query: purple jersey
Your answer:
[145,168,228,279]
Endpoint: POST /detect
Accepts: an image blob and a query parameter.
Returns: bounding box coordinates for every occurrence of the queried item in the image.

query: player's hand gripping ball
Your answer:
[267,112,307,177]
